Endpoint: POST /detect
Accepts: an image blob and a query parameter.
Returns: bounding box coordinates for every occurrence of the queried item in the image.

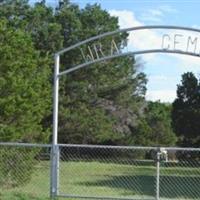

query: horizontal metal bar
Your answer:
[58,144,157,150]
[59,49,200,76]
[58,144,200,151]
[0,142,199,151]
[164,147,200,151]
[56,25,200,55]
[58,194,155,200]
[0,142,52,148]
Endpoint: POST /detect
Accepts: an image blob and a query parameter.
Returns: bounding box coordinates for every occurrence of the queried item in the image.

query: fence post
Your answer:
[50,145,60,198]
[156,148,160,200]
[51,54,60,199]
[57,145,60,195]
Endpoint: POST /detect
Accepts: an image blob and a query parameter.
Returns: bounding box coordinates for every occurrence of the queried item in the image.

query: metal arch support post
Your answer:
[51,54,60,198]
[156,148,161,200]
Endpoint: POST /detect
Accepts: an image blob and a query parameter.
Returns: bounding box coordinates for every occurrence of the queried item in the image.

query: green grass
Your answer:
[0,160,200,200]
[0,193,49,200]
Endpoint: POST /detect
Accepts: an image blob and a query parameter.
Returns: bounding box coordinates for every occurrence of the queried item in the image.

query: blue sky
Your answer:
[31,0,200,102]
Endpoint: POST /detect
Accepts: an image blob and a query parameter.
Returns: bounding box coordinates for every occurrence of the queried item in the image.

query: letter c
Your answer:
[162,34,171,50]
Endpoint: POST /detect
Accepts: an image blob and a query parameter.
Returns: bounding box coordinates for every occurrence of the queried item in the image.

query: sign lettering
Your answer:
[80,39,120,62]
[161,33,200,55]
[186,36,198,52]
[174,34,183,50]
[80,32,200,65]
[162,34,171,50]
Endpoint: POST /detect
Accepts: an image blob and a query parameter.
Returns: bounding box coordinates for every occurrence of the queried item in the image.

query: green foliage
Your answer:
[58,105,116,144]
[145,101,177,146]
[0,3,53,189]
[172,72,200,147]
[55,3,147,144]
[132,101,177,146]
[0,19,51,142]
[0,0,30,28]
[0,0,63,56]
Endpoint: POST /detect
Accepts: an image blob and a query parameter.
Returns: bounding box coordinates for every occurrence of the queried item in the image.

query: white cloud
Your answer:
[174,54,200,72]
[150,75,170,81]
[140,15,162,23]
[109,9,200,102]
[192,25,200,29]
[140,5,178,23]
[109,9,160,59]
[149,9,163,17]
[158,5,178,14]
[140,9,163,23]
[146,90,177,102]
[109,9,200,68]
[109,10,143,28]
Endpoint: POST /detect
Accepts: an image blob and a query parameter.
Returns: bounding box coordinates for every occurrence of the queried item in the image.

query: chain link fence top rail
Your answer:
[0,143,200,200]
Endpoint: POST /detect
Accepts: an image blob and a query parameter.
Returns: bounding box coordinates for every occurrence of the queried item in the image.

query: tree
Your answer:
[55,3,147,144]
[172,72,200,147]
[130,101,177,146]
[0,1,148,145]
[0,0,63,55]
[0,18,51,188]
[0,19,51,142]
[27,2,63,55]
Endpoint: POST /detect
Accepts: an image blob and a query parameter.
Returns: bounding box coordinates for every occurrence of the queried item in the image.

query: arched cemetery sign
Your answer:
[51,25,200,197]
[56,25,200,76]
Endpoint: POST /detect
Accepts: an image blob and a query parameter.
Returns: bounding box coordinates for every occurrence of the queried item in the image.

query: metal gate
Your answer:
[57,145,200,200]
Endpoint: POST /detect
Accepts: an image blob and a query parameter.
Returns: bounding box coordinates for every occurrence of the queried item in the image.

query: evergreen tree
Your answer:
[0,19,51,142]
[172,72,200,147]
[56,3,147,144]
[130,101,177,146]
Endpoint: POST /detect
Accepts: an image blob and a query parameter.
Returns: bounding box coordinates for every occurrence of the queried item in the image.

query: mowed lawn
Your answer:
[0,160,200,200]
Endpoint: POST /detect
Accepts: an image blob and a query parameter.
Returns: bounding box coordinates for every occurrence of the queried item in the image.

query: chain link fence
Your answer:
[0,143,51,199]
[0,143,199,200]
[59,145,156,199]
[160,148,200,199]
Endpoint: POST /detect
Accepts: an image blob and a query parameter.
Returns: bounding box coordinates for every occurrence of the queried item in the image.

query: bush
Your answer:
[0,146,39,188]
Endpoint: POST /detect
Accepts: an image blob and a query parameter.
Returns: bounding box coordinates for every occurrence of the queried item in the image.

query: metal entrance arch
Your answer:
[51,25,200,198]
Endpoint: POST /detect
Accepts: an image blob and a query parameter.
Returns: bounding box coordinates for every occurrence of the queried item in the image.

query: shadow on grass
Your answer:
[78,175,200,198]
[160,175,200,198]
